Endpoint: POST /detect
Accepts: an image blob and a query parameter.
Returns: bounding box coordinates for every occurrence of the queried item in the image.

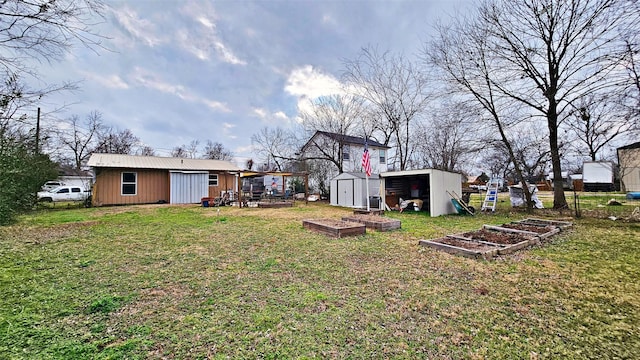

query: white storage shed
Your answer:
[330,172,382,209]
[380,169,462,217]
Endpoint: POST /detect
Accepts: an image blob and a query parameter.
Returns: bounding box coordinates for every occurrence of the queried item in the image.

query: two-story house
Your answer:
[300,131,389,173]
[298,131,390,196]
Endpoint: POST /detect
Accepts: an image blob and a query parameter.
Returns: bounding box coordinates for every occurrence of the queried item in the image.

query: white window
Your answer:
[342,145,350,160]
[209,173,219,186]
[379,149,386,164]
[121,172,137,195]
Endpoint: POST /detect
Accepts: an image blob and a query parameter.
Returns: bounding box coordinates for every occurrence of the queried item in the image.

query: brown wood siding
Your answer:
[93,168,169,206]
[207,172,236,198]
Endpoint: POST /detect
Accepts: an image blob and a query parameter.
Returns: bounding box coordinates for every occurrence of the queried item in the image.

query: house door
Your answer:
[337,179,354,207]
[169,171,209,204]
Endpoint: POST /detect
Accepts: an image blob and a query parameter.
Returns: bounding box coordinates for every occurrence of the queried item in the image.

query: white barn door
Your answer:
[170,171,209,204]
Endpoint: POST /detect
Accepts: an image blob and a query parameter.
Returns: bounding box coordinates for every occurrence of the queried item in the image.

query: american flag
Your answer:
[361,140,372,177]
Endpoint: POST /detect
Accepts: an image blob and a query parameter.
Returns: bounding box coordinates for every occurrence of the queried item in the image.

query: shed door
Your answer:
[170,171,209,204]
[337,179,354,207]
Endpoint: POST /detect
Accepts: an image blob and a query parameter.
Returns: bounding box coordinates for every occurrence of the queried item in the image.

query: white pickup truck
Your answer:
[38,186,91,203]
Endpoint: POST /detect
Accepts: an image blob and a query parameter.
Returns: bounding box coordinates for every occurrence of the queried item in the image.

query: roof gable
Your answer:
[301,130,389,152]
[618,141,640,151]
[87,153,241,171]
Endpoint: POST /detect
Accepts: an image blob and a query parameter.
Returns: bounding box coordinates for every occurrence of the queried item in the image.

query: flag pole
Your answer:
[363,139,371,212]
[366,169,370,212]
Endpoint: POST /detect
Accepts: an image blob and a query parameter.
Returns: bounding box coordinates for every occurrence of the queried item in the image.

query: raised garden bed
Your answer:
[257,201,294,208]
[342,214,401,231]
[515,218,573,230]
[420,218,569,259]
[419,237,500,260]
[302,219,366,238]
[490,223,560,239]
[353,209,384,215]
[459,229,535,255]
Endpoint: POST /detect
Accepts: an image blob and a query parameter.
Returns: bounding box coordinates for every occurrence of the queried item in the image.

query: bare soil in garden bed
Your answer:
[438,237,499,252]
[500,223,557,234]
[344,214,398,223]
[304,219,361,228]
[462,229,534,245]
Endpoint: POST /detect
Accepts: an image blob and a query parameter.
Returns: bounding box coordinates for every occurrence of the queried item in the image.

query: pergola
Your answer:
[238,171,309,208]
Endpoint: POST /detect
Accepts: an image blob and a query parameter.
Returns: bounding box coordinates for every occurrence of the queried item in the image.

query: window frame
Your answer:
[121,172,137,196]
[342,144,350,160]
[209,173,219,187]
[379,149,386,164]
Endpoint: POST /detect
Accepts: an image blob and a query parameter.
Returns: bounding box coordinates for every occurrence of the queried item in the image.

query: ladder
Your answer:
[481,181,500,212]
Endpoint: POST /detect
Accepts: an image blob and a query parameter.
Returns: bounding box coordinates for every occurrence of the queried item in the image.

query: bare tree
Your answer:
[427,16,538,211]
[137,145,156,156]
[565,94,634,161]
[0,0,104,76]
[202,140,234,161]
[414,102,482,172]
[93,128,140,154]
[171,145,189,158]
[298,94,366,173]
[343,46,430,170]
[474,0,636,209]
[251,126,298,171]
[57,111,105,169]
[0,0,105,135]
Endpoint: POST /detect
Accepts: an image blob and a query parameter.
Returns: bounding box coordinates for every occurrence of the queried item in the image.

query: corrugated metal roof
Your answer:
[87,153,241,171]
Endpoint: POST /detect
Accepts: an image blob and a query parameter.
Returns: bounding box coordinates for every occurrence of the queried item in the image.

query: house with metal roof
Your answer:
[87,153,241,206]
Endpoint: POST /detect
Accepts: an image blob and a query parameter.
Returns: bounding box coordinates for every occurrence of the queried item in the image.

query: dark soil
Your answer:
[346,214,398,223]
[306,219,361,229]
[500,223,556,234]
[437,237,498,251]
[462,229,532,245]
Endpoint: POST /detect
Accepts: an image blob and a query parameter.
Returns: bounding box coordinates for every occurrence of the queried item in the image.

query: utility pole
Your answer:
[35,107,41,153]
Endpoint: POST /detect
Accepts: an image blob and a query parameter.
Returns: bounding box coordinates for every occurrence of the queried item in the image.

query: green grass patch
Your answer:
[0,202,638,358]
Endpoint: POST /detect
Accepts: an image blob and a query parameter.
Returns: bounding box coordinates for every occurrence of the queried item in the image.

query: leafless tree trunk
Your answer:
[202,140,234,161]
[426,16,537,212]
[414,102,482,173]
[565,94,634,161]
[476,0,636,209]
[251,126,298,171]
[57,111,105,169]
[343,46,429,170]
[93,128,140,155]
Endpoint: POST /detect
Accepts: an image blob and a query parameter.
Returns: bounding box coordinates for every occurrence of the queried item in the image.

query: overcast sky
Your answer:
[38,0,472,166]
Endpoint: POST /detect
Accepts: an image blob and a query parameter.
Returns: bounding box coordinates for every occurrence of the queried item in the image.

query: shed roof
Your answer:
[380,169,460,178]
[617,141,640,151]
[87,153,241,171]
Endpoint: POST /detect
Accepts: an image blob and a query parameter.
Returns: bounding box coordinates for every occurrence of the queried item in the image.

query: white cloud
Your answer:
[273,111,288,121]
[203,100,230,112]
[198,16,215,29]
[252,108,267,119]
[80,71,129,89]
[111,6,164,47]
[250,108,290,124]
[284,65,343,99]
[130,67,230,112]
[179,2,246,65]
[222,122,237,139]
[285,65,345,117]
